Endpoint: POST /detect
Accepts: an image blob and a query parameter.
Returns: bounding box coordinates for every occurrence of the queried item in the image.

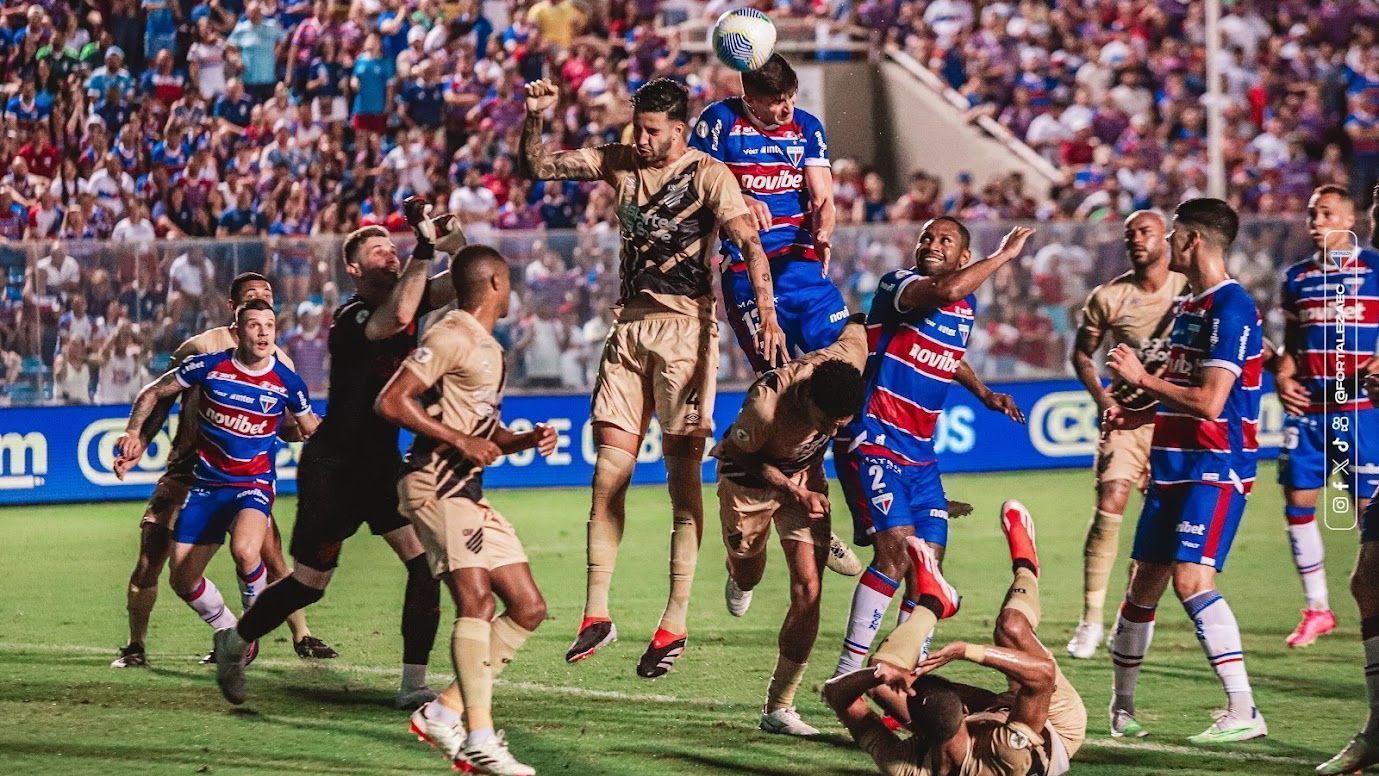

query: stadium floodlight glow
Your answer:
[1322,228,1362,532]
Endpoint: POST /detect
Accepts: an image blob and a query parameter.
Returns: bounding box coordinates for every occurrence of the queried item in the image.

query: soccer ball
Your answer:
[710,8,777,72]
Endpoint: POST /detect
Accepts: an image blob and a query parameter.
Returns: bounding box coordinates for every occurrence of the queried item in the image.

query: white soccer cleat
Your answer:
[826,532,863,576]
[725,575,753,617]
[1066,621,1104,659]
[454,731,536,775]
[760,706,820,737]
[396,686,438,710]
[213,627,249,705]
[409,702,467,760]
[1188,708,1267,745]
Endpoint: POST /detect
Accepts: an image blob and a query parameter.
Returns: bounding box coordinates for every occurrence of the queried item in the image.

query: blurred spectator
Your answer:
[283,301,329,397]
[92,321,148,404]
[53,336,93,404]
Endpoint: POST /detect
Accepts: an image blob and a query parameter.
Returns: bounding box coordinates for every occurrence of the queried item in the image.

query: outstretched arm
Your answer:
[897,226,1035,312]
[955,360,1025,423]
[521,80,601,181]
[115,370,187,477]
[364,199,455,340]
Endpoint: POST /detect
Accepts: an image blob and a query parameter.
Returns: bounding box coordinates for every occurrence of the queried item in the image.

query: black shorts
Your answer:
[289,444,410,571]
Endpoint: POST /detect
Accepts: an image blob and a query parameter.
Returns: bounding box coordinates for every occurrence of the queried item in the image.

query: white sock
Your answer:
[467,727,495,746]
[424,699,461,725]
[1109,599,1157,714]
[1363,623,1379,736]
[1285,507,1329,610]
[401,662,429,693]
[1183,589,1255,722]
[920,632,933,662]
[897,598,917,626]
[836,566,898,675]
[181,577,237,630]
[237,562,267,611]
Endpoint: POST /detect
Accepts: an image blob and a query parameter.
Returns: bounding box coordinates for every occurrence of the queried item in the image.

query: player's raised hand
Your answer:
[872,661,919,696]
[743,195,772,232]
[454,435,503,467]
[991,226,1036,260]
[402,196,436,244]
[1106,343,1147,388]
[113,432,146,481]
[1275,374,1311,416]
[756,310,790,368]
[982,391,1025,424]
[533,423,558,457]
[524,79,559,114]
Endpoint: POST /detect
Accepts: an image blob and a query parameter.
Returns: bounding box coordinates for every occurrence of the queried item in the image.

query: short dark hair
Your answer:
[923,215,971,255]
[906,674,966,743]
[631,78,689,123]
[807,359,865,420]
[451,244,509,309]
[1173,198,1239,250]
[234,297,274,326]
[741,53,798,97]
[342,225,389,266]
[229,272,270,304]
[1312,184,1354,207]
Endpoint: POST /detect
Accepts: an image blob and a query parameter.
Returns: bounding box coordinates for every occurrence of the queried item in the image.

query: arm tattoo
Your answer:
[727,219,776,310]
[127,371,183,435]
[521,112,599,180]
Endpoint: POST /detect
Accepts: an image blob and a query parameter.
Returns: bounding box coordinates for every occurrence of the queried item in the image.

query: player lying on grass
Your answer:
[824,500,1086,776]
[112,272,335,668]
[711,316,868,737]
[375,245,557,776]
[116,300,319,666]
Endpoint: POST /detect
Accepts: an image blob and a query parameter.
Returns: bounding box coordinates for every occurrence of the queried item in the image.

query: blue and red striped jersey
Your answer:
[689,97,829,270]
[846,268,974,465]
[175,349,312,487]
[1150,280,1263,490]
[1280,248,1379,413]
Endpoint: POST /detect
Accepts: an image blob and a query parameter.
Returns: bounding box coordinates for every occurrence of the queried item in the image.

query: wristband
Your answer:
[963,643,986,663]
[411,240,434,263]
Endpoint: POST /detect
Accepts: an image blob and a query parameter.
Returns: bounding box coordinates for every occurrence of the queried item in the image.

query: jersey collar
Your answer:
[233,354,276,376]
[1191,277,1236,302]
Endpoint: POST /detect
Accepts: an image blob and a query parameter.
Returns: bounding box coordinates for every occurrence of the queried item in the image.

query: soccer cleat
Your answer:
[294,635,339,659]
[410,702,467,760]
[397,686,439,711]
[1000,499,1039,575]
[454,731,535,775]
[1110,707,1148,738]
[904,536,960,619]
[213,628,251,705]
[1066,621,1105,660]
[759,706,820,737]
[636,629,687,679]
[565,617,617,664]
[725,575,753,617]
[202,641,258,667]
[111,643,148,668]
[826,532,863,576]
[1187,708,1267,744]
[1286,608,1337,648]
[1317,731,1379,775]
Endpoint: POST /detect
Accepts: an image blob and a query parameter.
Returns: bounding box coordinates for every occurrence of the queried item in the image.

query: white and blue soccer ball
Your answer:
[710,8,777,72]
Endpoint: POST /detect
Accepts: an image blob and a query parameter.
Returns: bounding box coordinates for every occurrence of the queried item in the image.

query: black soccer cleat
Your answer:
[111,643,148,668]
[294,635,339,659]
[565,617,617,664]
[636,630,687,679]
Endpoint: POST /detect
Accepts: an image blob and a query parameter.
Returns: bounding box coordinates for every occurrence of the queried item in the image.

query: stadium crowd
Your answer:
[0,0,1370,404]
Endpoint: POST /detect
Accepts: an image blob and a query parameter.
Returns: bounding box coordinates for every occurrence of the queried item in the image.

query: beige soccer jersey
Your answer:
[398,310,507,500]
[1079,271,1189,411]
[572,145,750,321]
[715,319,868,486]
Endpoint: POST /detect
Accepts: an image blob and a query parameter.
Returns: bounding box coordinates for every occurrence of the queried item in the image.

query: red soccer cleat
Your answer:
[1000,499,1040,577]
[1285,608,1337,648]
[904,536,960,619]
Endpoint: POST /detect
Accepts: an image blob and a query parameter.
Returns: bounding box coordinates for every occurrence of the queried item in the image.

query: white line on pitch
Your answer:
[1085,737,1314,766]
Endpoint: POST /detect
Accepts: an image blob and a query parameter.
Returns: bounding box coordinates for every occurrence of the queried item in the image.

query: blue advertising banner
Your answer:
[0,378,1286,506]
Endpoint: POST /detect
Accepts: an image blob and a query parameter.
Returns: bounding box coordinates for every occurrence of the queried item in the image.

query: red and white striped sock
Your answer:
[237,562,267,611]
[836,566,898,675]
[1183,589,1254,723]
[1110,598,1156,714]
[1285,506,1328,611]
[180,577,237,630]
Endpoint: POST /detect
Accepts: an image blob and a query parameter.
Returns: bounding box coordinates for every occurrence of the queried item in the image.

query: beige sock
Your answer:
[1003,568,1042,629]
[437,680,464,713]
[872,608,938,670]
[127,584,158,645]
[286,609,310,642]
[658,454,704,635]
[585,446,635,620]
[765,654,809,712]
[1082,509,1122,624]
[490,614,534,678]
[452,617,493,731]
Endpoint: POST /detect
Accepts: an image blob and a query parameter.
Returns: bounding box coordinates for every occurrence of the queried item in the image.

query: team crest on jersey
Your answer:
[413,347,434,364]
[786,144,804,167]
[871,493,894,515]
[258,395,278,414]
[356,309,369,324]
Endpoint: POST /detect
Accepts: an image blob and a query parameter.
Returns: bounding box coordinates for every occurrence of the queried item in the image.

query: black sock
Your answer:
[238,577,324,642]
[917,594,944,619]
[1012,559,1038,576]
[402,554,441,665]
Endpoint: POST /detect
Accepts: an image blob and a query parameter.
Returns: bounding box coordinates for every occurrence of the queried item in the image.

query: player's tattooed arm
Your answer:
[954,360,1025,424]
[115,369,186,477]
[365,252,433,341]
[1071,320,1112,412]
[492,423,558,457]
[898,226,1035,312]
[725,213,789,366]
[134,337,201,443]
[375,368,503,466]
[521,80,601,181]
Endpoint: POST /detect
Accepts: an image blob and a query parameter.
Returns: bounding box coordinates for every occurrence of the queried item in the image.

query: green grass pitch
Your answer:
[0,462,1367,774]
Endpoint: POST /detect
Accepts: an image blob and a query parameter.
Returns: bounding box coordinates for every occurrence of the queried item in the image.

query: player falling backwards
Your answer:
[1105,197,1267,743]
[377,245,556,776]
[1273,185,1379,648]
[523,77,786,677]
[214,200,466,707]
[1319,183,1379,775]
[691,52,861,579]
[116,300,319,665]
[112,273,336,667]
[824,500,1087,776]
[1065,211,1189,659]
[712,318,867,737]
[833,218,1032,679]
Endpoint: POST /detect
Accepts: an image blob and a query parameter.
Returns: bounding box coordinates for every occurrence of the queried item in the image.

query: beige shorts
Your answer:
[142,468,195,528]
[591,311,717,438]
[1046,663,1086,760]
[1094,422,1154,488]
[718,468,830,559]
[398,476,528,576]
